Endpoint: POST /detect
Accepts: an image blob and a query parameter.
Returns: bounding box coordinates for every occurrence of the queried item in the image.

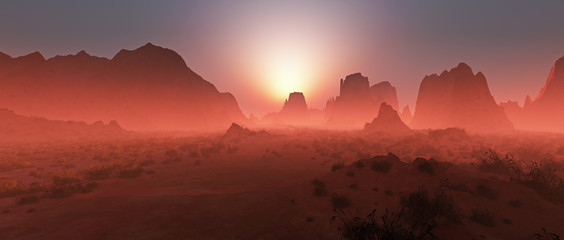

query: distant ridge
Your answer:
[0,43,247,131]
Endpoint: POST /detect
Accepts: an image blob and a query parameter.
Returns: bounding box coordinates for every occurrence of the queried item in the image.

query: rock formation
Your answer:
[400,105,413,124]
[364,103,410,133]
[0,43,247,131]
[411,63,513,133]
[325,73,400,127]
[505,56,564,131]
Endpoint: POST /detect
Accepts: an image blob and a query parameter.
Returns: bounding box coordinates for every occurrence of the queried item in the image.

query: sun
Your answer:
[253,45,318,103]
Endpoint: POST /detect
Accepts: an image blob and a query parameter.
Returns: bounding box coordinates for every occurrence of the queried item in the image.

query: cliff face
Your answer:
[506,56,564,131]
[411,63,513,133]
[325,73,400,127]
[0,43,247,131]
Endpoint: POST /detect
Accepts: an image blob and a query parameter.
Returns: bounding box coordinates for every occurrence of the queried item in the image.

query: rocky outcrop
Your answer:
[325,73,400,127]
[364,103,410,133]
[507,56,564,131]
[411,63,513,133]
[0,43,247,131]
[400,105,413,124]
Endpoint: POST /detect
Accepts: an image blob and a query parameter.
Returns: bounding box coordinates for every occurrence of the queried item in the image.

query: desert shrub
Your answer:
[350,183,359,190]
[0,180,28,197]
[519,161,564,203]
[448,182,472,194]
[371,159,393,173]
[312,179,328,197]
[16,195,40,205]
[385,190,394,196]
[502,218,512,224]
[507,199,523,208]
[355,160,366,169]
[86,164,114,180]
[332,162,345,172]
[413,158,438,175]
[347,171,355,177]
[469,208,495,227]
[46,170,82,198]
[332,209,435,240]
[331,193,351,209]
[118,161,143,178]
[400,187,461,225]
[478,150,564,203]
[0,159,33,172]
[474,182,499,201]
[530,228,560,240]
[477,149,521,176]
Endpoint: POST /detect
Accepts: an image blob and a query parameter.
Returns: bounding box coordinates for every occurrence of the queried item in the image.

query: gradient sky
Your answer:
[1,0,564,116]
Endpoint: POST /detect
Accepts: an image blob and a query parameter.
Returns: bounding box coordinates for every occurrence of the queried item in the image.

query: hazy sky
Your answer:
[1,0,564,115]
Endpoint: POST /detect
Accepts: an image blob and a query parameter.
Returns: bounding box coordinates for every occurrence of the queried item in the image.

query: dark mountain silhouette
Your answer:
[263,92,312,125]
[411,63,513,133]
[503,56,564,131]
[0,43,247,131]
[364,103,410,133]
[325,73,400,127]
[0,108,127,143]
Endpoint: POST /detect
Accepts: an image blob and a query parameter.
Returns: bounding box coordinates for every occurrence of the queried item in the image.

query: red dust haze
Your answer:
[2,2,564,240]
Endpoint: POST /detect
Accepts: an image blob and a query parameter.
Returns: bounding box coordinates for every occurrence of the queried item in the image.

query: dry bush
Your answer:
[46,170,82,198]
[469,208,495,227]
[413,158,439,175]
[331,193,351,209]
[0,159,33,172]
[371,155,394,173]
[312,179,328,197]
[332,209,435,240]
[400,186,462,225]
[530,228,561,240]
[86,164,114,180]
[332,162,345,172]
[0,180,28,197]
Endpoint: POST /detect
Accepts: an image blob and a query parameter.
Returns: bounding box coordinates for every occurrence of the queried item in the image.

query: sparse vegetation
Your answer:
[46,170,83,198]
[331,193,351,209]
[332,209,435,240]
[469,208,496,227]
[332,162,345,171]
[313,179,328,197]
[371,158,393,173]
[400,186,461,225]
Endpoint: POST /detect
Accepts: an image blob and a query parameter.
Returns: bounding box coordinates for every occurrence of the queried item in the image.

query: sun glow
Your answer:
[253,43,319,103]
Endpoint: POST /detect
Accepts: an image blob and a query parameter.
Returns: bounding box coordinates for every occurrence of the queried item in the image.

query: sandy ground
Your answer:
[0,129,563,239]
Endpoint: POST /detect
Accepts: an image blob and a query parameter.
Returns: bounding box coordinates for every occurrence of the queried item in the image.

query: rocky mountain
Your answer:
[504,56,564,131]
[400,105,413,124]
[325,73,400,127]
[0,108,127,143]
[364,103,410,133]
[262,92,318,125]
[370,81,399,110]
[411,63,513,132]
[0,43,247,131]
